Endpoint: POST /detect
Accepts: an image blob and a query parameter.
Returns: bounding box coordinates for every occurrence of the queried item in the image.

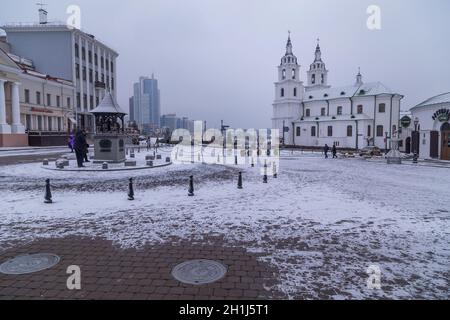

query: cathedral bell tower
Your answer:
[306,39,330,91]
[272,32,303,145]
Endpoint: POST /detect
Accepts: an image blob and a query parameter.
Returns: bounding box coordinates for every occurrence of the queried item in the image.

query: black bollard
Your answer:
[263,161,268,183]
[234,155,238,165]
[273,163,278,178]
[188,175,194,196]
[128,178,134,201]
[251,157,254,167]
[138,146,140,153]
[44,178,53,204]
[238,172,243,189]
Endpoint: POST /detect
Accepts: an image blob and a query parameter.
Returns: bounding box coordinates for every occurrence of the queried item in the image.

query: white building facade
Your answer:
[272,36,403,150]
[399,93,450,160]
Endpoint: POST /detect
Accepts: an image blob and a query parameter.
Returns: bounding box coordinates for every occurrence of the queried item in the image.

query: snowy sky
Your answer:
[1,0,449,129]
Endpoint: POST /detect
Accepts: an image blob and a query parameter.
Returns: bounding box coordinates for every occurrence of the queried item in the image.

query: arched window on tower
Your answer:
[280,88,285,97]
[357,105,363,114]
[321,74,324,84]
[337,106,343,115]
[293,88,297,97]
[292,69,296,79]
[282,69,286,80]
[306,109,311,117]
[311,74,316,84]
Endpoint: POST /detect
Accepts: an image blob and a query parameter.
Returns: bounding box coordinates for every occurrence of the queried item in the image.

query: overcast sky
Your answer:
[1,0,449,129]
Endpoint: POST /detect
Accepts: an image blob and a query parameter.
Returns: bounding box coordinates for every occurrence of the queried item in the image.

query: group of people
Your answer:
[324,144,337,159]
[68,130,90,168]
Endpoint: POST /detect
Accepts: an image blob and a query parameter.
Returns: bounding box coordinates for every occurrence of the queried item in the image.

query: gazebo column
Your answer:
[0,79,11,134]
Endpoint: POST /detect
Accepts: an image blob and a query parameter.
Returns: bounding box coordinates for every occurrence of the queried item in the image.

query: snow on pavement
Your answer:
[0,151,448,299]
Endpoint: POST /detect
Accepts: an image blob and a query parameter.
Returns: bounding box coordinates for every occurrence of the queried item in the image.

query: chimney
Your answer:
[38,8,48,24]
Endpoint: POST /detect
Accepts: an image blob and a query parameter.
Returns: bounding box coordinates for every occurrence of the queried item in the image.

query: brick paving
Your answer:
[0,236,284,300]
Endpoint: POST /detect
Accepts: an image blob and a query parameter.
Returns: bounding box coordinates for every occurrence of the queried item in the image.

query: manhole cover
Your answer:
[171,259,227,285]
[0,253,60,275]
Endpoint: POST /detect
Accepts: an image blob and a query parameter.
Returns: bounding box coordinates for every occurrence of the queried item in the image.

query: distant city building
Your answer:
[2,15,119,133]
[160,113,195,134]
[129,75,160,134]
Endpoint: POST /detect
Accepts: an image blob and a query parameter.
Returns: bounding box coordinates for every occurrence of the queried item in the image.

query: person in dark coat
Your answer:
[82,130,90,162]
[74,129,87,168]
[324,144,329,159]
[332,144,337,158]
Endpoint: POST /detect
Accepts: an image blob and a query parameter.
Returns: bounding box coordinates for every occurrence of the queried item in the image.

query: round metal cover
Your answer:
[0,253,60,275]
[171,259,227,285]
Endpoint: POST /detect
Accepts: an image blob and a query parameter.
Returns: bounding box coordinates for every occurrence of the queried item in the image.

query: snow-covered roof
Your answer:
[411,92,450,110]
[91,92,127,115]
[304,82,400,102]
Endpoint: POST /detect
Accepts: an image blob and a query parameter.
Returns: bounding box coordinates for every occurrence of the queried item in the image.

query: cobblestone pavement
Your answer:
[0,236,285,300]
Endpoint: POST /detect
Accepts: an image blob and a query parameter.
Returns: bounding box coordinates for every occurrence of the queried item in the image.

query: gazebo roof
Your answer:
[91,92,127,115]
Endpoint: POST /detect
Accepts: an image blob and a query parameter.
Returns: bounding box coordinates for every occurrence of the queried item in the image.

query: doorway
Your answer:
[405,137,411,154]
[441,122,450,160]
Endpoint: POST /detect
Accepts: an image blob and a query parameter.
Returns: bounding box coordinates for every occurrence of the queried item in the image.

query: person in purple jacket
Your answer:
[68,132,75,153]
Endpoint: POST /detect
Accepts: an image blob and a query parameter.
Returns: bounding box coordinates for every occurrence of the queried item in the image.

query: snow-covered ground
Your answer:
[0,149,448,299]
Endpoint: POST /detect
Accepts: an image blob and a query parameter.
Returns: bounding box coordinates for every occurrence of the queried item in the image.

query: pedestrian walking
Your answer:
[332,144,337,159]
[82,130,90,162]
[68,132,75,153]
[324,144,330,159]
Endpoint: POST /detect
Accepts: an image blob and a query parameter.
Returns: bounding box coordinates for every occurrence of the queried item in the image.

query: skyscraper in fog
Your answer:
[130,75,160,133]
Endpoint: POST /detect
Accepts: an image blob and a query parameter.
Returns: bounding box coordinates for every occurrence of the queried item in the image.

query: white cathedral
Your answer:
[272,34,403,150]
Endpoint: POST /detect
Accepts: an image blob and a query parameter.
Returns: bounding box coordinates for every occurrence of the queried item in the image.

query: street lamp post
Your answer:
[413,117,419,164]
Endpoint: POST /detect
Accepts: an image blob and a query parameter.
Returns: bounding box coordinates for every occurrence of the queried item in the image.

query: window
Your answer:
[111,61,114,72]
[376,125,384,137]
[106,76,110,88]
[327,126,333,137]
[89,69,93,83]
[83,94,87,109]
[280,88,284,97]
[111,78,114,90]
[96,96,99,106]
[24,89,30,103]
[106,59,109,71]
[81,47,86,60]
[75,44,79,58]
[379,103,386,113]
[36,92,41,105]
[347,125,353,137]
[311,126,316,137]
[321,108,326,116]
[67,97,71,108]
[95,71,99,82]
[48,117,52,131]
[296,127,301,137]
[101,57,104,68]
[293,87,297,97]
[88,50,92,63]
[101,74,105,82]
[393,125,397,134]
[37,115,42,130]
[311,74,316,84]
[75,63,80,79]
[337,106,343,115]
[90,95,94,109]
[292,69,295,79]
[282,69,286,79]
[56,95,60,107]
[82,67,86,81]
[94,53,98,66]
[321,74,324,84]
[58,117,62,131]
[367,125,371,137]
[357,105,363,114]
[76,93,81,109]
[305,109,311,117]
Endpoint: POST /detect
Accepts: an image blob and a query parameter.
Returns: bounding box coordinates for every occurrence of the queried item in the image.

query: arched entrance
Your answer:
[405,137,411,154]
[441,122,450,160]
